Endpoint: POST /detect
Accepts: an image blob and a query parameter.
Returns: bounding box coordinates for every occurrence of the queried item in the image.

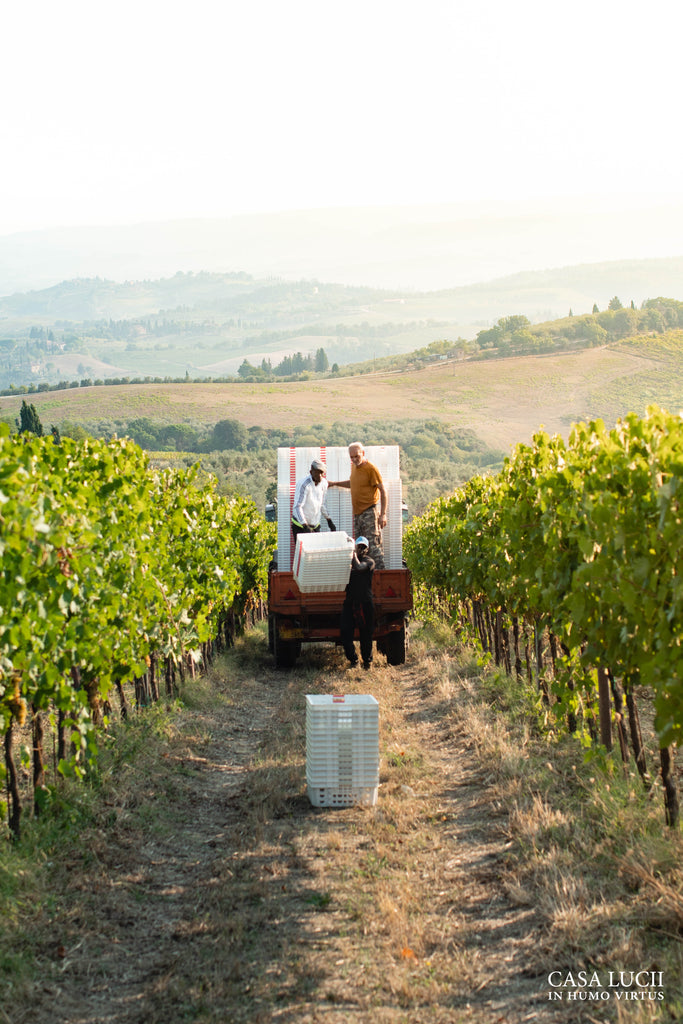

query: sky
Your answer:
[3,0,683,237]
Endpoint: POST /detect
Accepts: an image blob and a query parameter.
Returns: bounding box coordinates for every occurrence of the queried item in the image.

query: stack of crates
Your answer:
[293,531,355,593]
[305,694,379,807]
[277,446,403,570]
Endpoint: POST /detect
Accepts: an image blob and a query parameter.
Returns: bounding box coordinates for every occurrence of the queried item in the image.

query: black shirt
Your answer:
[345,551,375,602]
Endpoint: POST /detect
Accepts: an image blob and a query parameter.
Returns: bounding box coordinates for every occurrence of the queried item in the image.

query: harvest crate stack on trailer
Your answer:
[267,446,412,668]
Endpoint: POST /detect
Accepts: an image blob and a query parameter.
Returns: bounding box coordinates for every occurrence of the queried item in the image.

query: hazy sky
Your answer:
[3,0,682,236]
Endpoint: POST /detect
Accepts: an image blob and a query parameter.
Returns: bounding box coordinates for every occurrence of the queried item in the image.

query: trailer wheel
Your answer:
[384,623,406,665]
[274,624,298,669]
[267,613,275,653]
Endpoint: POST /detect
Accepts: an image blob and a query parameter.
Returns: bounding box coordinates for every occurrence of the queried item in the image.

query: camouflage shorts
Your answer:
[354,504,385,569]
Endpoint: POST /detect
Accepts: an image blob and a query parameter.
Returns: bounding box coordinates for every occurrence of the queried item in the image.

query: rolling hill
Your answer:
[2,257,683,390]
[2,335,679,455]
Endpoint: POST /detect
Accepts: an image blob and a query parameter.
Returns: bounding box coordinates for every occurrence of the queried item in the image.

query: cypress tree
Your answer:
[17,400,44,436]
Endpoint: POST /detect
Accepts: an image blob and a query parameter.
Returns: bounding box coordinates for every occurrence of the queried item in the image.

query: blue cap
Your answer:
[355,536,369,547]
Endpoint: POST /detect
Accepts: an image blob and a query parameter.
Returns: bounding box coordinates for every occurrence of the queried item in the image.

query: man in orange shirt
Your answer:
[328,442,387,568]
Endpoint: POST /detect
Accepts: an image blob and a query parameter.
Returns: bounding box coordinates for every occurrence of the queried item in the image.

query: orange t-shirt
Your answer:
[350,460,383,515]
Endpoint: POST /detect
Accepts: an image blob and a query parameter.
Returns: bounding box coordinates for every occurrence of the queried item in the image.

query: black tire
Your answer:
[384,624,406,666]
[274,625,298,669]
[267,613,275,653]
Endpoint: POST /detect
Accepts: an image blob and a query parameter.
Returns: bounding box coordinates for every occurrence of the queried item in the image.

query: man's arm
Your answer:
[352,552,375,572]
[378,479,387,529]
[327,479,350,489]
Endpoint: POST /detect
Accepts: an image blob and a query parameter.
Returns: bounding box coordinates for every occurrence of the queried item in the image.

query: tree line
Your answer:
[0,347,334,396]
[237,347,330,379]
[474,297,683,357]
[12,403,503,517]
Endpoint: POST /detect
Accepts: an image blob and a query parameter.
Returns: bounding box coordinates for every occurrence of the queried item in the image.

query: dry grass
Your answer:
[430,648,683,1009]
[1,624,682,1023]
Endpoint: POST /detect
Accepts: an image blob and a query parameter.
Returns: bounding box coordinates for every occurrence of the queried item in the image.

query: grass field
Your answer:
[0,342,670,453]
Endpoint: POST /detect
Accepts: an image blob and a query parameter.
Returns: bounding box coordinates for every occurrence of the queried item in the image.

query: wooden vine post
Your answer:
[660,747,680,828]
[4,724,22,840]
[597,667,612,751]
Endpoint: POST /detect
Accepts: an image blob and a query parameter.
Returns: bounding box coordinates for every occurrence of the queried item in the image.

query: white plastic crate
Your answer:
[306,763,379,785]
[306,742,379,760]
[305,695,379,807]
[385,479,403,569]
[293,531,355,593]
[306,737,379,763]
[306,692,379,721]
[307,784,378,807]
[307,770,379,790]
[295,532,353,551]
[307,746,379,773]
[306,700,379,743]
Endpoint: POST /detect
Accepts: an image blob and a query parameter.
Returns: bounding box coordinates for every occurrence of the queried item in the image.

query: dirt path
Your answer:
[397,660,549,1023]
[19,639,579,1024]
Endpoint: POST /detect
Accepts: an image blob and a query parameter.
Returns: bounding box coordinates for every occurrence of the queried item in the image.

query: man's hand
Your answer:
[379,512,387,529]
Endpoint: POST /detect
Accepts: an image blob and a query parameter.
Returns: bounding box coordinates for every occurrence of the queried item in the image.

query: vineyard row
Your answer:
[0,426,275,838]
[404,405,683,826]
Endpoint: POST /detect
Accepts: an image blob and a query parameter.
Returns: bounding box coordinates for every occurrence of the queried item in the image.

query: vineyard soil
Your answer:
[6,628,681,1024]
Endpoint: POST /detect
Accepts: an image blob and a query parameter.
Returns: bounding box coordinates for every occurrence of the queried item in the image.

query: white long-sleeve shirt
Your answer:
[292,474,329,528]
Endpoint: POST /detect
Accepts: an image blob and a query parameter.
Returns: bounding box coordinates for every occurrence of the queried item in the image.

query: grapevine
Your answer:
[0,425,275,836]
[405,406,683,825]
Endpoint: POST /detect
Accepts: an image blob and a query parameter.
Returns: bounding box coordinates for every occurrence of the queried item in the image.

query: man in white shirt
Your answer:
[291,459,333,543]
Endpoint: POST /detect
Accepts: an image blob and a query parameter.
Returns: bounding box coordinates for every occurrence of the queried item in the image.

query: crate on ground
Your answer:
[305,694,379,807]
[307,784,379,808]
[293,531,355,593]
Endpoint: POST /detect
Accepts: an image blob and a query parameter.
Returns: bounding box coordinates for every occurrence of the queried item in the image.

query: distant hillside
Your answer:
[0,274,415,322]
[432,257,683,323]
[0,272,259,320]
[3,332,682,456]
[1,198,683,296]
[4,318,682,513]
[3,258,683,325]
[1,258,683,390]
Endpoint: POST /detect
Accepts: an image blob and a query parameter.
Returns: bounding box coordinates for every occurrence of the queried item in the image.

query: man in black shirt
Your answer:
[340,536,375,669]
